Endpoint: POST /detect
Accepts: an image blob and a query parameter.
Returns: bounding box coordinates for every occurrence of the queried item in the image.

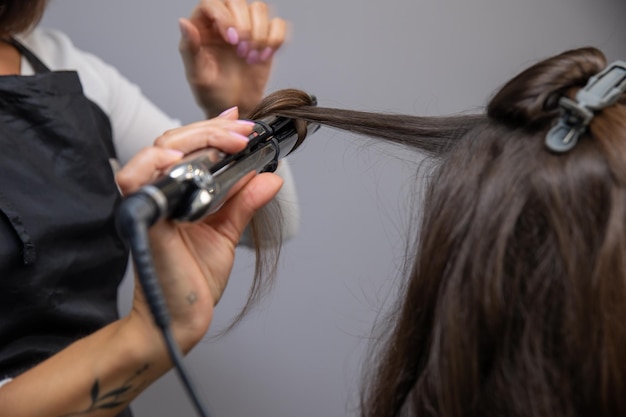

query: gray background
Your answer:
[43,1,626,416]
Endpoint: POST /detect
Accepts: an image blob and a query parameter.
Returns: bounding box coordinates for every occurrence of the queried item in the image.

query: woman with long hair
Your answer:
[244,46,626,417]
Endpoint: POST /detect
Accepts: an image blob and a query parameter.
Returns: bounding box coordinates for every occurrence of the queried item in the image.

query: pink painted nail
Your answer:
[260,47,274,61]
[237,41,250,58]
[246,49,260,64]
[226,27,239,45]
[230,131,250,142]
[235,120,256,126]
[218,106,238,117]
[166,149,185,158]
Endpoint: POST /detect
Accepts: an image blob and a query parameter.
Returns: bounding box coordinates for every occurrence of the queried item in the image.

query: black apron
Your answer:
[0,40,131,417]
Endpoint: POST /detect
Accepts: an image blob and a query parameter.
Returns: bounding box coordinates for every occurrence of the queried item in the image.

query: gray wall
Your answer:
[43,1,626,416]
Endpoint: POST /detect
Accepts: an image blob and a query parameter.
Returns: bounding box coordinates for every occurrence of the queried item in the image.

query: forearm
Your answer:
[0,316,171,417]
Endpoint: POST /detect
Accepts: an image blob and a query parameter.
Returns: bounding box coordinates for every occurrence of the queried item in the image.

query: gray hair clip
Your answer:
[545,60,626,153]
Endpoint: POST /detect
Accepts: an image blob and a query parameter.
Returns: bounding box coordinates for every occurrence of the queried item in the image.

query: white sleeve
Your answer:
[16,27,299,240]
[16,27,180,165]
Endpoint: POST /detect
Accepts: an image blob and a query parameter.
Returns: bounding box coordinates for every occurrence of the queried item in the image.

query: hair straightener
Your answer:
[125,113,319,224]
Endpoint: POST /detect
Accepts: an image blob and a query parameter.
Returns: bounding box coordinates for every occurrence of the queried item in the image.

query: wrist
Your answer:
[191,84,261,119]
[125,300,212,361]
[117,315,166,367]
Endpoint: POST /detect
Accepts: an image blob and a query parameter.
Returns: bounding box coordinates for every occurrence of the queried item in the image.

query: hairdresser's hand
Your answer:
[116,108,283,350]
[179,0,288,118]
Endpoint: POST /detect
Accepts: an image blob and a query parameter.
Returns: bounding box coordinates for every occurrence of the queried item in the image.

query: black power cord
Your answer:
[117,193,213,417]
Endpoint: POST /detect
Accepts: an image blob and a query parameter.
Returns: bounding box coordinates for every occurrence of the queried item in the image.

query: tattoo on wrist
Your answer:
[59,364,149,416]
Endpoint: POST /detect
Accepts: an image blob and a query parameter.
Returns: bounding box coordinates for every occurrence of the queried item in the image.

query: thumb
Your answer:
[216,105,241,120]
[208,173,284,244]
[179,18,201,56]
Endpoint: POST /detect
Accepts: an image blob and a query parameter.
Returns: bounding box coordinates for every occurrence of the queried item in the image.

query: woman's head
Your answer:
[245,47,625,416]
[361,47,626,417]
[0,0,47,37]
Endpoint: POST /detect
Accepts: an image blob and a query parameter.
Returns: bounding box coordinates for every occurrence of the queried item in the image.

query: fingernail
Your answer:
[246,49,260,64]
[236,41,250,58]
[226,27,239,45]
[218,106,238,117]
[166,149,185,158]
[230,131,250,142]
[260,47,274,61]
[178,20,189,40]
[235,120,256,126]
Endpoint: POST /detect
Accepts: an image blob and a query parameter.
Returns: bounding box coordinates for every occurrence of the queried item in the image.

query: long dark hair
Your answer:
[246,46,626,416]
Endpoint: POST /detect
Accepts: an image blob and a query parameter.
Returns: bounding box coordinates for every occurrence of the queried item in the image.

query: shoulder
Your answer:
[15,27,85,71]
[15,27,129,117]
[14,27,179,162]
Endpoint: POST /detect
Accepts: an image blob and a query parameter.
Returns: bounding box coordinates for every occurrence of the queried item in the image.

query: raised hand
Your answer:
[179,0,288,118]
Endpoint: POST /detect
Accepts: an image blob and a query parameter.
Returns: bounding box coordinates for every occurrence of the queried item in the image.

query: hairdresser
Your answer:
[0,1,290,416]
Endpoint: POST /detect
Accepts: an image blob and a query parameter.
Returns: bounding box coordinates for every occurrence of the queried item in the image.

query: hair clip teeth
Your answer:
[545,60,626,154]
[545,120,583,153]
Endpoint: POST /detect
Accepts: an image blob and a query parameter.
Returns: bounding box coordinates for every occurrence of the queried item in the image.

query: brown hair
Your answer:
[0,0,47,37]
[245,46,626,416]
[233,88,483,329]
[360,48,626,417]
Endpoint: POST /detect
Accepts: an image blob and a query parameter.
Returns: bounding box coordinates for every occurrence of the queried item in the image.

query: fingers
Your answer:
[248,2,268,45]
[266,16,287,50]
[247,2,287,48]
[190,0,288,63]
[226,0,252,39]
[117,108,254,195]
[241,2,287,63]
[154,112,254,155]
[189,0,236,43]
[116,147,185,195]
[178,18,202,55]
